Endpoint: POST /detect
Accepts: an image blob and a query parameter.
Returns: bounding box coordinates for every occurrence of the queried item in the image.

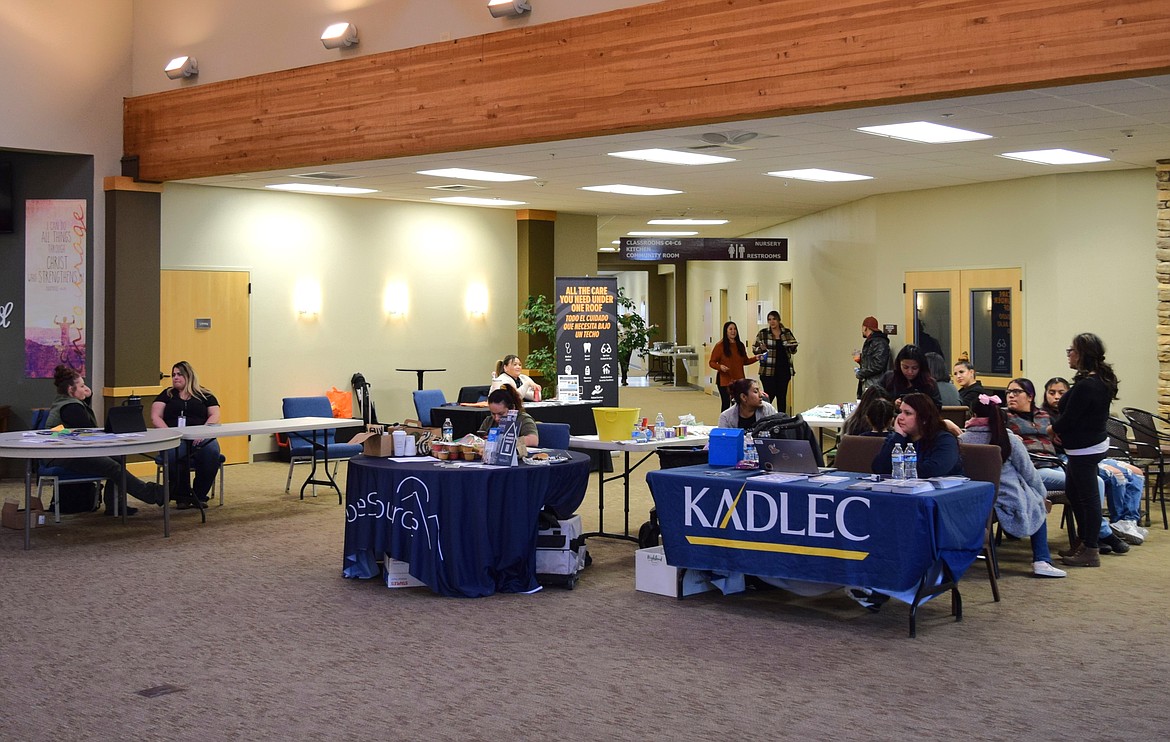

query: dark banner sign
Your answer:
[555,276,619,407]
[619,237,788,262]
[990,289,1011,375]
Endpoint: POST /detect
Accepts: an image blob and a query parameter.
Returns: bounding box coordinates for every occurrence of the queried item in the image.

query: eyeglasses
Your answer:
[1005,388,1026,396]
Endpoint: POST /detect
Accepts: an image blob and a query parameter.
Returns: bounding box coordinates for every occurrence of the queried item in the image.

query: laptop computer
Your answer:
[754,438,821,474]
[105,404,147,434]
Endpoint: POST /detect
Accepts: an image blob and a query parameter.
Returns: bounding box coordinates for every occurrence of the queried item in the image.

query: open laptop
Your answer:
[105,405,147,434]
[754,438,821,474]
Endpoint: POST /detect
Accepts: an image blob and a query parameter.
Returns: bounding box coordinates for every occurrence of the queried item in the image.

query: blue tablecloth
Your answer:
[342,451,590,597]
[645,467,994,598]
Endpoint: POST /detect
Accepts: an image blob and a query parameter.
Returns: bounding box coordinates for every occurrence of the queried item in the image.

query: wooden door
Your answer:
[159,270,250,464]
[780,281,793,413]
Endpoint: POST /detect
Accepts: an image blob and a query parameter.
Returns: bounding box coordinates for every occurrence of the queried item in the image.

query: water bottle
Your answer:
[744,433,757,466]
[442,418,454,443]
[904,443,918,479]
[655,412,666,441]
[484,427,499,463]
[891,443,905,479]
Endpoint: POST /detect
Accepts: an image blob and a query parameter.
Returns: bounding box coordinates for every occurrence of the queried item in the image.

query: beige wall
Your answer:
[160,183,520,453]
[554,213,600,279]
[688,169,1158,413]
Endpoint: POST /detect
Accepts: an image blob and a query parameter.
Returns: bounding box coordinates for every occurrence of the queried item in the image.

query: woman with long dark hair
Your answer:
[880,344,943,409]
[960,393,1066,578]
[871,392,962,477]
[709,320,760,413]
[1052,333,1118,567]
[842,385,894,437]
[752,310,798,410]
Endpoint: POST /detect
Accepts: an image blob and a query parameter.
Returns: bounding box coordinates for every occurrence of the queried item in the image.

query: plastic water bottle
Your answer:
[442,418,454,443]
[484,427,499,463]
[744,433,757,466]
[904,443,918,479]
[655,412,666,441]
[891,443,905,479]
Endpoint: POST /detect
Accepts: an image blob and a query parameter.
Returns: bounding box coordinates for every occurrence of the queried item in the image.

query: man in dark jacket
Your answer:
[854,316,890,397]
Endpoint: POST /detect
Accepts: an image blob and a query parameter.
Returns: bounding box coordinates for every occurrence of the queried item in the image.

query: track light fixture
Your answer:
[488,0,531,18]
[321,22,359,49]
[164,56,198,79]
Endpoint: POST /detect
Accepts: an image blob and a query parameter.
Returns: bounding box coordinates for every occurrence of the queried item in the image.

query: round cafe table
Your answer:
[0,428,182,549]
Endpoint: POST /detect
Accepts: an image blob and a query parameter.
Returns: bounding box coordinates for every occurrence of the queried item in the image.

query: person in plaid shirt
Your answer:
[752,310,798,411]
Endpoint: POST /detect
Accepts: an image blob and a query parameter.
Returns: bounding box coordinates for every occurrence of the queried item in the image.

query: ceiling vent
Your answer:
[293,172,359,180]
[425,184,488,192]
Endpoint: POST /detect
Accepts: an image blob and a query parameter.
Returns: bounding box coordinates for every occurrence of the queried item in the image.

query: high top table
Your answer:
[180,416,364,502]
[0,428,182,549]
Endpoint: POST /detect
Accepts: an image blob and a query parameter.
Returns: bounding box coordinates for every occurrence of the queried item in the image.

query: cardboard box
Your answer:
[634,546,714,598]
[383,556,426,589]
[707,428,745,466]
[351,429,396,457]
[2,498,47,530]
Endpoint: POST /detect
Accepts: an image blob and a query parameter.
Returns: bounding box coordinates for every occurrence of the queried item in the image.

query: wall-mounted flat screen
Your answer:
[0,161,13,233]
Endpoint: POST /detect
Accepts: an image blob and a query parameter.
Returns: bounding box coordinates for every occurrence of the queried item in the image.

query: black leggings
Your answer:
[760,374,791,414]
[718,384,732,414]
[1065,452,1106,548]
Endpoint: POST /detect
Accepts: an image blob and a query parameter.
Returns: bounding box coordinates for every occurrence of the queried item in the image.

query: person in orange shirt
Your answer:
[709,320,760,413]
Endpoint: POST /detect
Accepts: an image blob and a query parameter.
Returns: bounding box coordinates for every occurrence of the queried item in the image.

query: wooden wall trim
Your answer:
[124,0,1170,182]
[103,176,164,193]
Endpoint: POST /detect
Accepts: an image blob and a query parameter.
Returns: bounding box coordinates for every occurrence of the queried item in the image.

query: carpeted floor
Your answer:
[2,381,1168,740]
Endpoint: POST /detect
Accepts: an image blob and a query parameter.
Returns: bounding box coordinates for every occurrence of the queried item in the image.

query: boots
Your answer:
[1057,540,1082,558]
[1061,546,1100,567]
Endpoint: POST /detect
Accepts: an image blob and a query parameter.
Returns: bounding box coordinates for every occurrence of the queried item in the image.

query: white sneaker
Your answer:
[1032,560,1067,578]
[1110,520,1145,546]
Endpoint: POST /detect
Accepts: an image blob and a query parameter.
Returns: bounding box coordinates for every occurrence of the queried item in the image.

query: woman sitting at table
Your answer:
[151,360,220,507]
[841,385,894,437]
[45,365,164,515]
[477,386,539,448]
[959,393,1067,578]
[716,378,777,429]
[872,392,963,478]
[879,344,943,410]
[490,354,541,402]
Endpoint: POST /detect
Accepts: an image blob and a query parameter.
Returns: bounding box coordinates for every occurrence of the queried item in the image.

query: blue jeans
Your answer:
[163,439,221,499]
[1030,521,1053,563]
[1099,458,1143,522]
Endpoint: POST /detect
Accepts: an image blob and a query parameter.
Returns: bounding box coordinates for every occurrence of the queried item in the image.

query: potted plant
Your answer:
[616,287,658,386]
[517,294,558,396]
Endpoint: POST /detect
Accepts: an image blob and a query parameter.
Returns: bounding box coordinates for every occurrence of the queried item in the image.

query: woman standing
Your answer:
[752,311,798,410]
[490,354,541,402]
[960,394,1066,578]
[151,360,221,506]
[1052,333,1118,568]
[709,321,760,413]
[871,392,963,478]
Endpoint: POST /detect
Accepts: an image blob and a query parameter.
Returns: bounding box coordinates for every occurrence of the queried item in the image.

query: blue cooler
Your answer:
[707,428,744,466]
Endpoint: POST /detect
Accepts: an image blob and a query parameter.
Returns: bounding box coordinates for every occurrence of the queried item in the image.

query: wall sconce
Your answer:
[383,282,409,318]
[293,280,322,319]
[321,22,359,49]
[164,56,198,79]
[488,0,531,18]
[466,284,489,318]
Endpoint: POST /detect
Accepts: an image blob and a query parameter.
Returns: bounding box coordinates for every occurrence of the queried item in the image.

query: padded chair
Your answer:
[941,406,970,429]
[832,434,886,474]
[412,389,447,427]
[536,422,570,449]
[457,385,491,404]
[958,442,1003,602]
[1120,407,1169,529]
[281,396,364,494]
[28,407,105,522]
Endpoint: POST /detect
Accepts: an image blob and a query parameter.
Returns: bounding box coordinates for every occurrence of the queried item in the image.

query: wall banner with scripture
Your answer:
[619,237,788,262]
[555,276,618,407]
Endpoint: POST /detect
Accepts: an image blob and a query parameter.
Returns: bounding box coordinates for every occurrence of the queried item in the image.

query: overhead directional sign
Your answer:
[619,237,788,262]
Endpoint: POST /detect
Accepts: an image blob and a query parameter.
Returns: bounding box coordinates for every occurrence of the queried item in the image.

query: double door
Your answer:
[904,268,1022,389]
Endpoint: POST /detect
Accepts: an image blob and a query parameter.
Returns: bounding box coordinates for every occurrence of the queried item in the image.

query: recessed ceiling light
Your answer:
[765,169,872,182]
[611,240,620,245]
[580,184,684,196]
[607,149,735,166]
[266,183,378,195]
[430,196,527,206]
[598,246,620,252]
[997,149,1110,165]
[627,231,698,236]
[648,218,728,225]
[417,168,536,181]
[857,121,992,143]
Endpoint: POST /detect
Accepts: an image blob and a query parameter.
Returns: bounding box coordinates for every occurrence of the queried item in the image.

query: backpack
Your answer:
[751,413,825,466]
[54,482,102,514]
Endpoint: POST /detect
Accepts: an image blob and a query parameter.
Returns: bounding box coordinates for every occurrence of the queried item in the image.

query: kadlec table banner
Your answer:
[619,237,788,262]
